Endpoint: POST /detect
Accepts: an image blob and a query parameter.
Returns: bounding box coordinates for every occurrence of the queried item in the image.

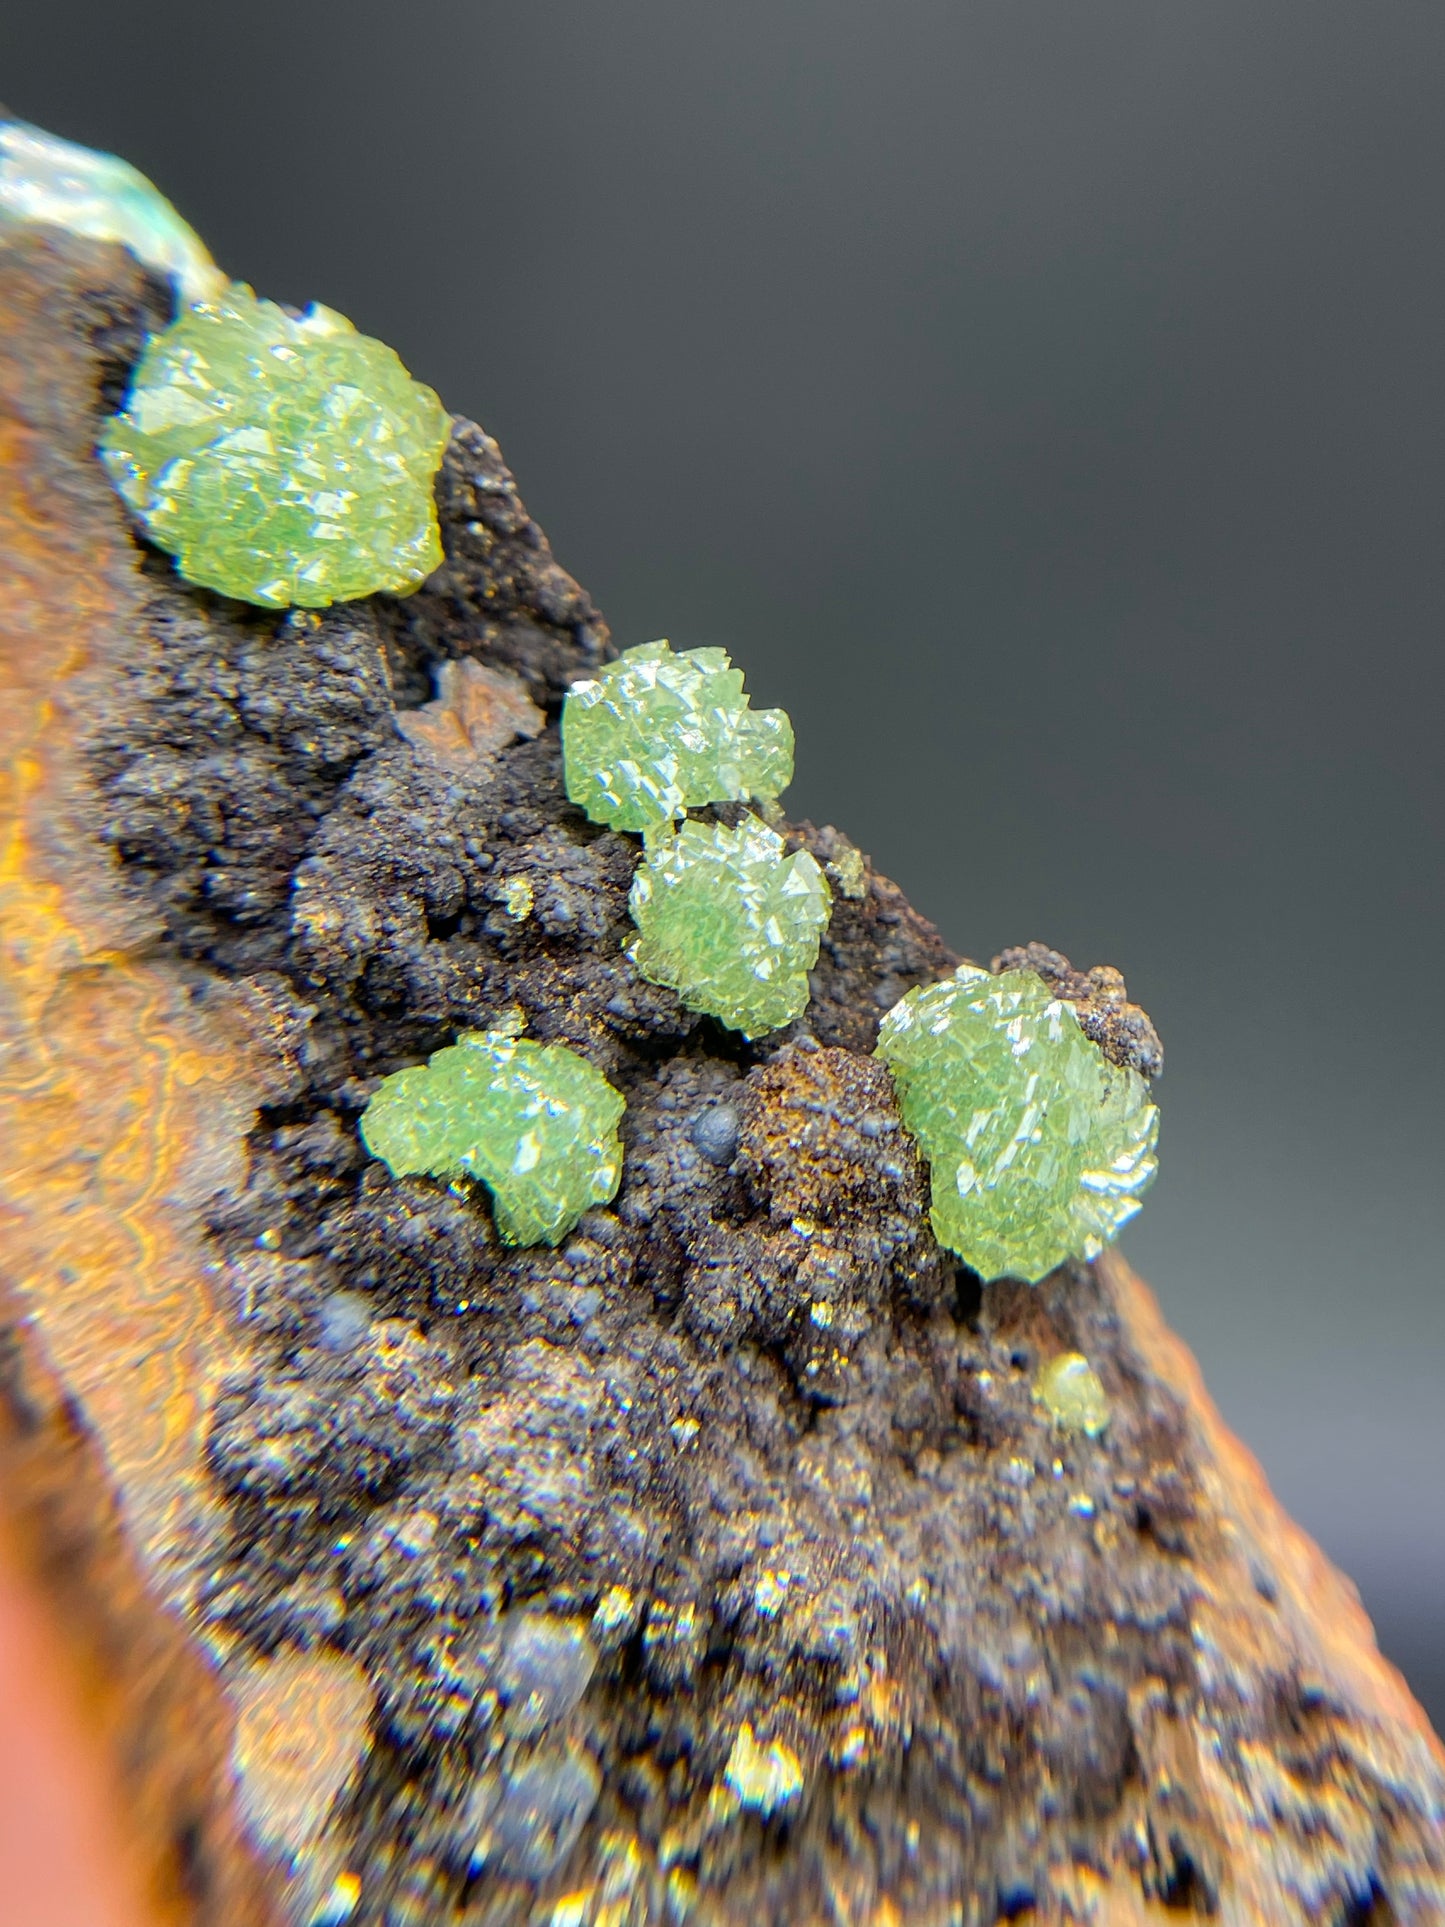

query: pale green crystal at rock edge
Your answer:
[562,640,794,833]
[628,815,830,1038]
[0,119,225,305]
[876,966,1158,1283]
[101,283,451,608]
[1034,1352,1110,1437]
[359,1033,625,1247]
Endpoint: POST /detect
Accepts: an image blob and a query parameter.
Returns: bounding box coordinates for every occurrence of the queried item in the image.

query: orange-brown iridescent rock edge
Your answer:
[0,225,285,1924]
[1097,1249,1445,1925]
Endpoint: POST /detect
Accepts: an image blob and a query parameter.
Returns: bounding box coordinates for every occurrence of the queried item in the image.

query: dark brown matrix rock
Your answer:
[5,229,1443,1927]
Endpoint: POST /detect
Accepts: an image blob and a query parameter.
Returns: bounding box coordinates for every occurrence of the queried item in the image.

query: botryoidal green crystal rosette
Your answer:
[562,640,795,833]
[100,283,452,609]
[876,966,1159,1283]
[628,815,831,1039]
[359,1033,626,1248]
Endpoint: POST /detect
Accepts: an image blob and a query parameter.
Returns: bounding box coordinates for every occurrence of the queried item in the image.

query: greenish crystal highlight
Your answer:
[0,118,225,305]
[562,640,794,833]
[359,1032,625,1247]
[628,815,830,1039]
[100,282,451,609]
[1034,1352,1110,1437]
[876,965,1158,1283]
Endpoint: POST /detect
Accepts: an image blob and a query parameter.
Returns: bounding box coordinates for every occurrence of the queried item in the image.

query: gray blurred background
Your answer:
[5,2,1443,1720]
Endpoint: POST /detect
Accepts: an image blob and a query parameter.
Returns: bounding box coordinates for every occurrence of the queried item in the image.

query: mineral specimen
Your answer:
[0,117,224,304]
[628,815,830,1037]
[562,639,794,832]
[1034,1351,1111,1437]
[876,965,1159,1282]
[100,282,451,608]
[358,1032,625,1246]
[7,216,1445,1927]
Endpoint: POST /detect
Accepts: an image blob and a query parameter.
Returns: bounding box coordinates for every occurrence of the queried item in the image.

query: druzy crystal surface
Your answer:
[562,640,794,833]
[628,815,830,1038]
[876,966,1158,1282]
[0,118,224,304]
[358,1032,625,1247]
[100,283,451,608]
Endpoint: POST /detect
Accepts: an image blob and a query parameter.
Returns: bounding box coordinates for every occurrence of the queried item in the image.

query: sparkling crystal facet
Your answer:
[100,283,451,608]
[723,1723,805,1817]
[1034,1352,1111,1437]
[562,640,794,833]
[876,966,1159,1282]
[0,118,224,304]
[628,815,830,1038]
[359,1033,625,1247]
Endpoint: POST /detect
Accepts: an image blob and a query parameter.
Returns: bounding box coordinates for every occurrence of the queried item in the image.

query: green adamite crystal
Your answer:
[877,966,1158,1283]
[101,282,451,608]
[629,816,830,1039]
[562,640,794,833]
[1034,1352,1111,1437]
[359,1032,625,1247]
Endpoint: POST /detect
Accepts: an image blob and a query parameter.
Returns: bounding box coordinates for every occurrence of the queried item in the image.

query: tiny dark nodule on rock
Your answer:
[0,218,1442,1927]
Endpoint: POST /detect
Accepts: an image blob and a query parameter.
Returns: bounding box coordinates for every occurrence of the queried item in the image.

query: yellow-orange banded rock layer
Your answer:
[0,224,254,1573]
[0,1276,286,1927]
[0,223,284,1924]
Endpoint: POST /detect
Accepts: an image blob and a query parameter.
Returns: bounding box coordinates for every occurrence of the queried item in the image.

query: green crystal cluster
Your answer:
[359,1032,625,1247]
[562,640,794,833]
[876,966,1159,1282]
[9,117,1166,1276]
[100,283,451,608]
[628,816,830,1038]
[0,118,224,304]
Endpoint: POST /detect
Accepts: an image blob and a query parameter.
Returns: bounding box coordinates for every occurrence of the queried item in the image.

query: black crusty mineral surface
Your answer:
[29,232,1440,1927]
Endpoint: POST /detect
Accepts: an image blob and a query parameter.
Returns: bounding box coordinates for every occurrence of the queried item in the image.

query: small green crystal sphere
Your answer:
[628,815,831,1039]
[1034,1352,1110,1437]
[562,640,794,833]
[876,966,1159,1283]
[359,1032,625,1247]
[100,283,452,609]
[0,118,224,305]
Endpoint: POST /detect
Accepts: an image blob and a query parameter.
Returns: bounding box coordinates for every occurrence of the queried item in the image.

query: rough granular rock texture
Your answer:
[2,225,1444,1927]
[992,939,1164,1080]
